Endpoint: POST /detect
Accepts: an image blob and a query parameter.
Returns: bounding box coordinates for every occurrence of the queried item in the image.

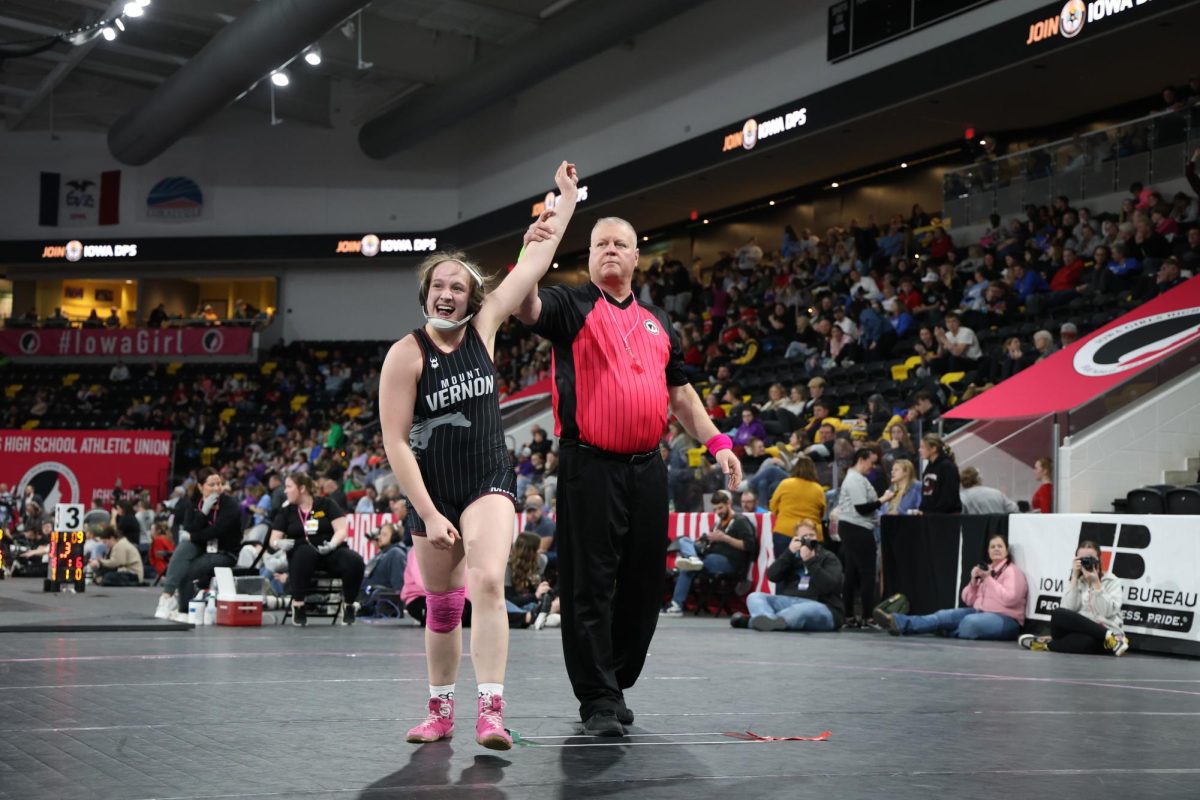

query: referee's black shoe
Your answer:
[616,702,634,725]
[583,711,625,737]
[291,605,307,627]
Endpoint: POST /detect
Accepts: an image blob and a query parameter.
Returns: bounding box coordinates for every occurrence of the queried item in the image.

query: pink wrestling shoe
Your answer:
[406,697,454,743]
[475,693,512,751]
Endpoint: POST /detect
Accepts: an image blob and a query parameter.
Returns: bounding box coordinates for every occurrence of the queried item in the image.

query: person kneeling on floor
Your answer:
[732,519,843,631]
[873,533,1027,639]
[90,525,144,587]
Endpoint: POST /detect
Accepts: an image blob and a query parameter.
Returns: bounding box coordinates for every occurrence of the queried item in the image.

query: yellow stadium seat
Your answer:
[890,363,910,381]
[219,408,237,423]
[905,355,923,370]
[837,405,850,417]
[201,446,219,466]
[290,395,308,412]
[62,373,79,387]
[166,362,182,375]
[314,350,328,361]
[742,395,751,404]
[940,371,966,385]
[720,403,733,415]
[687,446,706,468]
[261,361,277,375]
[22,419,39,430]
[764,446,781,458]
[5,384,22,399]
[345,406,363,419]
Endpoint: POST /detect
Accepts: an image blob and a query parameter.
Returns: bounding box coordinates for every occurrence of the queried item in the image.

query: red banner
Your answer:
[945,276,1200,420]
[0,327,253,359]
[0,430,172,509]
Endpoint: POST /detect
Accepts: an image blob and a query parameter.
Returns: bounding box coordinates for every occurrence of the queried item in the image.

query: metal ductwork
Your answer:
[358,0,700,160]
[108,0,370,166]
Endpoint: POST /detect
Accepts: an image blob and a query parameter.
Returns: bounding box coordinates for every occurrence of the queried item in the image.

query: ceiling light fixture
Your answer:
[768,200,776,206]
[303,45,321,66]
[831,181,839,188]
[114,18,125,31]
[270,70,289,87]
[123,2,144,18]
[102,26,116,40]
[900,162,908,168]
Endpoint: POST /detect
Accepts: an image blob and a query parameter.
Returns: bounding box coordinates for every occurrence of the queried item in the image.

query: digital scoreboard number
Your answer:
[45,504,86,593]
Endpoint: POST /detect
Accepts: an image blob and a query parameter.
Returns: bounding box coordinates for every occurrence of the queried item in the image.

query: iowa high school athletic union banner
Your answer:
[1,430,173,509]
[0,327,253,359]
[1009,514,1200,653]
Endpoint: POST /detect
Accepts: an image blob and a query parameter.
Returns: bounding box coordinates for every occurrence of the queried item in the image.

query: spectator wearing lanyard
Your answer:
[269,473,364,627]
[516,215,741,738]
[153,468,241,619]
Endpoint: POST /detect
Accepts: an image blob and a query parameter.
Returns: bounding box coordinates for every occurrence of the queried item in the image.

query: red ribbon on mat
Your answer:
[723,730,832,742]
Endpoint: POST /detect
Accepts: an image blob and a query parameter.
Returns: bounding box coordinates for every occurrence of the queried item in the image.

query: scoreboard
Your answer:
[828,0,994,61]
[45,504,86,593]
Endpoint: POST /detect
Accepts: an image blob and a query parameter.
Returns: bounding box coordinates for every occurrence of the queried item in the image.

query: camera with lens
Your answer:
[364,528,381,541]
[1080,556,1100,572]
[798,535,820,551]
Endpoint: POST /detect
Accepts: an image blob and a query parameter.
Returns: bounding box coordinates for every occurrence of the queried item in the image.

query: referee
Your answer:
[516,216,741,737]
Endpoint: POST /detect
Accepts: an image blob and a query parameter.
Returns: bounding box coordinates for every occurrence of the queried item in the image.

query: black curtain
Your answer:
[881,514,1009,615]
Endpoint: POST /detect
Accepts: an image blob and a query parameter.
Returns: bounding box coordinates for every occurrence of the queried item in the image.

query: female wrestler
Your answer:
[379,161,577,750]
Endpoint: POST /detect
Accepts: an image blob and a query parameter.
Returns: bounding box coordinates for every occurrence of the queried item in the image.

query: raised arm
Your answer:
[378,336,457,550]
[477,161,578,340]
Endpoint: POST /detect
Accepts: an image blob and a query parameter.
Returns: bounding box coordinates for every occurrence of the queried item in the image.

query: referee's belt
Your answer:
[567,440,659,465]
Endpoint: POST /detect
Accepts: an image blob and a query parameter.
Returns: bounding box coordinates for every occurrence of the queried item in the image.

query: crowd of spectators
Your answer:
[5,298,272,330]
[3,134,1196,637]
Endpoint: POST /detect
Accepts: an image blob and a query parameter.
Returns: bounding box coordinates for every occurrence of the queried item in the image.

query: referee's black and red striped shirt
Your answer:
[530,282,687,454]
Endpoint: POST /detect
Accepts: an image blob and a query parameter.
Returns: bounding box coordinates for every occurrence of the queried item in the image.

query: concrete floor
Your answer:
[1,578,1198,800]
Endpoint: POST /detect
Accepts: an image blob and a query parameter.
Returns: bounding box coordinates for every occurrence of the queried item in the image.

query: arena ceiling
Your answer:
[0,0,593,131]
[2,0,1199,259]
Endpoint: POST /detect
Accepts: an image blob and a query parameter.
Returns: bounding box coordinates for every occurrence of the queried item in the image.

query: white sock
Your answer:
[478,682,503,698]
[430,684,455,701]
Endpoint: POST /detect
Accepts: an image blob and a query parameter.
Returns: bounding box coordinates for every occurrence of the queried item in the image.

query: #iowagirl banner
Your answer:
[1009,514,1200,654]
[0,430,172,510]
[0,327,253,359]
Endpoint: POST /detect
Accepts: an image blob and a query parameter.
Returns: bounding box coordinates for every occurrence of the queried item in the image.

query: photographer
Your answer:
[358,523,408,612]
[1019,540,1128,656]
[732,519,843,632]
[874,534,1026,640]
[662,490,756,616]
[268,473,364,627]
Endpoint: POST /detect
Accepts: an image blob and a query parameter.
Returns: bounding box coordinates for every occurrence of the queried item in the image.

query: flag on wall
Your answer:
[39,170,121,226]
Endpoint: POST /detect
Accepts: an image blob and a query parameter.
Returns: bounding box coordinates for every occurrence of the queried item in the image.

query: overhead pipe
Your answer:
[108,0,369,165]
[358,0,700,160]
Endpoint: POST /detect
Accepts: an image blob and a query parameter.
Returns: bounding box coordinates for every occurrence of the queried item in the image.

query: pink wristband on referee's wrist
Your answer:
[706,433,733,456]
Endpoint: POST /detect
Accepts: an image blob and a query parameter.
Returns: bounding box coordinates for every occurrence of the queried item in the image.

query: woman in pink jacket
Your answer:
[874,534,1027,640]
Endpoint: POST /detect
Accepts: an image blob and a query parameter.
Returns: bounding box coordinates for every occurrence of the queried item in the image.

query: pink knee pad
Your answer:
[427,587,466,633]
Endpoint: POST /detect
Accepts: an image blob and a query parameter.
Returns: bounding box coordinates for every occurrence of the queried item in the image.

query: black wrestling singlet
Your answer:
[410,326,509,498]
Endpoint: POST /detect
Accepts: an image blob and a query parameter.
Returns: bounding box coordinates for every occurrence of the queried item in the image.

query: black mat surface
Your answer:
[1,580,1197,799]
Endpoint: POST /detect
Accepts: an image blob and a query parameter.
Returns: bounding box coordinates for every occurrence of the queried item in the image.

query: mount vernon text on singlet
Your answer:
[424,367,495,412]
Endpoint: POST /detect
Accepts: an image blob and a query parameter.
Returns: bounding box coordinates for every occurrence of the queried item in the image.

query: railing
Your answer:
[943,106,1200,227]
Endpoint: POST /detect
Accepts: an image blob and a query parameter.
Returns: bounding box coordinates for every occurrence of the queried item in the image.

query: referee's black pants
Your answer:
[557,442,668,722]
